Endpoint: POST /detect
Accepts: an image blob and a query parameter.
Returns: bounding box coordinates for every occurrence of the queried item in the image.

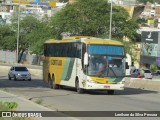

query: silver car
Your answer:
[131,69,152,79]
[8,66,31,81]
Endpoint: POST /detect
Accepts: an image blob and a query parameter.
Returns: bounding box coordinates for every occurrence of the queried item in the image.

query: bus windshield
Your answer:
[88,55,125,77]
[87,45,125,77]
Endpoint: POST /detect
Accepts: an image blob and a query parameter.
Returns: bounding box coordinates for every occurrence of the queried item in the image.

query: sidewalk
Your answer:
[0,90,77,120]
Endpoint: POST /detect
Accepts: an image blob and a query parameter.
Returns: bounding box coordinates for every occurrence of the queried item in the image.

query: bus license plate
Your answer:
[104,86,110,88]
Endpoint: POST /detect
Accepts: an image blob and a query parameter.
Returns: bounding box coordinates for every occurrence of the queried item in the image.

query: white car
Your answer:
[143,69,153,79]
[8,66,31,81]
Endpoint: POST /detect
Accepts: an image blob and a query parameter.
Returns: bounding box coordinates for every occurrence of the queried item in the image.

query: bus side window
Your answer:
[77,43,81,58]
[66,44,69,57]
[48,44,51,57]
[57,44,62,57]
[69,43,73,57]
[61,44,65,57]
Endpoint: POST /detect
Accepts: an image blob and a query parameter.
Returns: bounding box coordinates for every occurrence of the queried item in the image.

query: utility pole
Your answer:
[109,0,112,40]
[17,0,20,63]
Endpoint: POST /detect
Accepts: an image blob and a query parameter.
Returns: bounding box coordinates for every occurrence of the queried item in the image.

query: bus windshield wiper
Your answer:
[109,67,117,78]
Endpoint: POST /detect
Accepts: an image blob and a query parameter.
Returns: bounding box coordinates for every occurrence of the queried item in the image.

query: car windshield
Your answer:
[15,67,28,71]
[87,55,125,77]
[144,70,151,73]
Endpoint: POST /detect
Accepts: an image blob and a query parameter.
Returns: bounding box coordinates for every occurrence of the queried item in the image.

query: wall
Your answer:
[0,50,42,65]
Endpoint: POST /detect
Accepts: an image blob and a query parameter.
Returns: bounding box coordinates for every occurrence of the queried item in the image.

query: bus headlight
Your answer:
[87,79,98,83]
[118,80,125,84]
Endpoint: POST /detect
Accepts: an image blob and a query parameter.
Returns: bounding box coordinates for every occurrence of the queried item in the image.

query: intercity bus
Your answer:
[43,36,126,94]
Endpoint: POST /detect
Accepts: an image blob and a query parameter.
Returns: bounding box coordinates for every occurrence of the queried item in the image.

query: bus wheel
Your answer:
[107,90,114,95]
[48,75,53,89]
[52,75,59,89]
[59,85,64,89]
[76,80,83,94]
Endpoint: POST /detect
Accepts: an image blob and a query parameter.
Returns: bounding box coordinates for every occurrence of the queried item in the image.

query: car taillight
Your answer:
[138,74,144,78]
[138,74,141,78]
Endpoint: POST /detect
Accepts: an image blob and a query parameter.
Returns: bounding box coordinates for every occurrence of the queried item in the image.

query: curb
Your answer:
[0,90,80,120]
[125,78,160,91]
[0,90,54,111]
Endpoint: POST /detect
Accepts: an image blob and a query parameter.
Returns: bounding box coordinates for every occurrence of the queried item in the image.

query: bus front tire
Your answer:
[76,80,84,94]
[107,90,114,95]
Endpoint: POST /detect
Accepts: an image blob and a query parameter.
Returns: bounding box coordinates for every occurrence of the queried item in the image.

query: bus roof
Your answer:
[44,36,123,46]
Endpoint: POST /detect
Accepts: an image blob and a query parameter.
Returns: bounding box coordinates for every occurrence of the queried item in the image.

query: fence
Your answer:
[0,50,42,65]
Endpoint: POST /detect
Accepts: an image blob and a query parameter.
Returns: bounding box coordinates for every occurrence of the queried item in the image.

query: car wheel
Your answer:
[8,74,11,80]
[76,79,84,94]
[28,78,31,81]
[14,75,17,81]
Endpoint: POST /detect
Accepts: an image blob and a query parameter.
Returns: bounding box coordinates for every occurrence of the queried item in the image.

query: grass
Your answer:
[0,102,33,120]
[0,88,9,92]
[35,98,43,105]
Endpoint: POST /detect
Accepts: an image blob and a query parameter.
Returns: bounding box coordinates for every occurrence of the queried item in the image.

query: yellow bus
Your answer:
[43,36,126,94]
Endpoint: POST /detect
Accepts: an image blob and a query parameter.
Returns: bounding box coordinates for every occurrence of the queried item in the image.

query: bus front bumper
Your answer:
[85,82,124,90]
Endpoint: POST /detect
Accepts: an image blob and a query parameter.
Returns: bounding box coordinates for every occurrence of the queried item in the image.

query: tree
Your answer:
[0,16,53,64]
[14,16,42,62]
[4,15,49,63]
[50,0,139,41]
[28,18,54,55]
[50,0,111,39]
[111,6,139,41]
[0,24,16,50]
[150,62,158,73]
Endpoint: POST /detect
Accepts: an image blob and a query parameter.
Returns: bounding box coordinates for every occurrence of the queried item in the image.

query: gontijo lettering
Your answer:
[51,60,62,66]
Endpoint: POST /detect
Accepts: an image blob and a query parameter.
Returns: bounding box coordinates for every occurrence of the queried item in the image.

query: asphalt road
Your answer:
[0,72,160,120]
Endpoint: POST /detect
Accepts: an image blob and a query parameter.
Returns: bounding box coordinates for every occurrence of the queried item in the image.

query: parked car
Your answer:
[8,66,31,81]
[152,70,160,76]
[131,69,152,79]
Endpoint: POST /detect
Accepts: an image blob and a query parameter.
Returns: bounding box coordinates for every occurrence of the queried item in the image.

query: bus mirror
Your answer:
[84,52,88,65]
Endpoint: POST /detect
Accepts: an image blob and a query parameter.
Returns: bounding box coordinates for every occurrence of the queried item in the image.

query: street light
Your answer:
[109,0,112,40]
[17,0,20,63]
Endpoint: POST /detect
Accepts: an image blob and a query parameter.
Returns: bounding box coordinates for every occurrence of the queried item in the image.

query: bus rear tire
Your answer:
[76,80,84,94]
[51,75,59,89]
[107,90,114,95]
[48,75,53,89]
[49,75,59,89]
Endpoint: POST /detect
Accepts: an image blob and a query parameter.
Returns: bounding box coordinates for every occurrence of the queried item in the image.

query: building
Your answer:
[140,28,160,68]
[0,0,66,23]
[0,12,11,24]
[141,2,160,18]
[108,0,136,5]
